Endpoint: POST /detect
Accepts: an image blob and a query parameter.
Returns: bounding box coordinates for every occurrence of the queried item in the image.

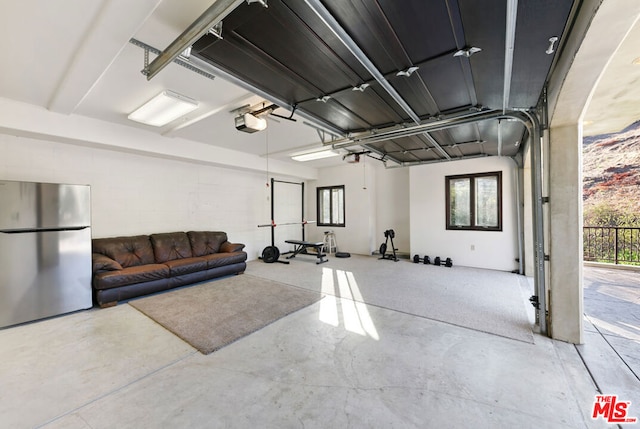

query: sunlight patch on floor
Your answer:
[319,267,379,340]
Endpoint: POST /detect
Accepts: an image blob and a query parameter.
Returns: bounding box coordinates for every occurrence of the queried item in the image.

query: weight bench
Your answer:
[284,240,328,264]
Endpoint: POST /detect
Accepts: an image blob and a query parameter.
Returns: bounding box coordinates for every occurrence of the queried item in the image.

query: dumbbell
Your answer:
[432,256,453,267]
[413,255,431,264]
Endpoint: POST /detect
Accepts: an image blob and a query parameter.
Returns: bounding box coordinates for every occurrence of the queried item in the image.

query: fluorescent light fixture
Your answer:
[291,148,339,162]
[128,90,198,127]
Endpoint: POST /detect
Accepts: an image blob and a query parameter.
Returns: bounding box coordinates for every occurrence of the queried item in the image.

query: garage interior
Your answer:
[1,0,639,427]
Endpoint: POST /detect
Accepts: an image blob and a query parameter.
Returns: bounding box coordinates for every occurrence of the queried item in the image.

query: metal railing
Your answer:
[583,226,640,265]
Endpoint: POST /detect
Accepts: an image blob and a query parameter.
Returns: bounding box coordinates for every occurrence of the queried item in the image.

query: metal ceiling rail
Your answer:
[503,0,518,113]
[327,109,508,149]
[303,0,451,160]
[129,38,218,81]
[144,0,246,80]
[383,153,488,169]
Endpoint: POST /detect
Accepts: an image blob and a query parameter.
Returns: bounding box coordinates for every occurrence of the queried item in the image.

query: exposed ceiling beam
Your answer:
[48,0,163,114]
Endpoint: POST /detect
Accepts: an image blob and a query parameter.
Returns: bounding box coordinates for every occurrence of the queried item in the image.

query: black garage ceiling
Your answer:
[187,0,575,166]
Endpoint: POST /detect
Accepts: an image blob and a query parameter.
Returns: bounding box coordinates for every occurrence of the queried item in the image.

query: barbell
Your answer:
[257,220,317,228]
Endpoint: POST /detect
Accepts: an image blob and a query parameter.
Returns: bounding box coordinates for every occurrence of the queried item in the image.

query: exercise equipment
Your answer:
[284,240,328,264]
[260,178,310,264]
[260,246,290,264]
[379,229,398,262]
[413,255,431,264]
[257,220,316,228]
[335,252,351,258]
[413,255,451,267]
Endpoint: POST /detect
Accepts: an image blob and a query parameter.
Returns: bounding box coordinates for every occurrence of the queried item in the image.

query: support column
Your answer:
[548,123,583,343]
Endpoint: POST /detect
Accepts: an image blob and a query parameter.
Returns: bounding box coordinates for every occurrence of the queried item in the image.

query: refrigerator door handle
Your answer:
[0,226,90,234]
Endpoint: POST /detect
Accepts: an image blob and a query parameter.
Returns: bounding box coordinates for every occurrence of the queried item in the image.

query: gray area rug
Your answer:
[129,274,322,354]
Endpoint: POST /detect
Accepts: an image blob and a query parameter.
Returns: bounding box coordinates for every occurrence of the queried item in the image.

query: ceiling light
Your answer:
[453,47,482,58]
[291,148,339,162]
[128,90,198,127]
[316,95,331,103]
[633,57,640,65]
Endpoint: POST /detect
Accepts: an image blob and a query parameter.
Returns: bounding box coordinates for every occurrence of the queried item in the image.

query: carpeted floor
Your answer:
[247,254,534,343]
[129,274,322,354]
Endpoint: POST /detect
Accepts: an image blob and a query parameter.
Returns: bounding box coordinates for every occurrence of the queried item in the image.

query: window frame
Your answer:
[316,185,345,227]
[445,171,502,231]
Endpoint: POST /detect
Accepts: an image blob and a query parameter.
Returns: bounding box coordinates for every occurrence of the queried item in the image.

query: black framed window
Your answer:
[317,185,345,227]
[446,172,502,231]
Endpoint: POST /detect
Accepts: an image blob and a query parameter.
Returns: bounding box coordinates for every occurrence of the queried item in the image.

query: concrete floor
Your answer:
[0,259,635,428]
[580,264,640,428]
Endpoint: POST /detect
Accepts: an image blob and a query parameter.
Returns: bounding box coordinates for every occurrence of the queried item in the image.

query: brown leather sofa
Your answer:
[91,231,247,307]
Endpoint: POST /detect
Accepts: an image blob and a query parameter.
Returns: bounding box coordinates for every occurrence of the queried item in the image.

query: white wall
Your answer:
[0,134,289,261]
[306,161,376,255]
[374,164,410,254]
[305,160,410,256]
[409,157,519,272]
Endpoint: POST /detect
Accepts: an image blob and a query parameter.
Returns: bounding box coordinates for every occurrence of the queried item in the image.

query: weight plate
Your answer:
[261,246,280,263]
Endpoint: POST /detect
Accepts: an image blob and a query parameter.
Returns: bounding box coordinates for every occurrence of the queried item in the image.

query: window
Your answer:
[446,172,502,231]
[317,185,345,227]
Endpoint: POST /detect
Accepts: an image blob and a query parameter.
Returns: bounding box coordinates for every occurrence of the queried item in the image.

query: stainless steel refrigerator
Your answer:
[0,180,92,329]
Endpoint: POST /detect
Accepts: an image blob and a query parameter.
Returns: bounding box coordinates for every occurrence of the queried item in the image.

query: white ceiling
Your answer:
[582,15,640,136]
[0,0,637,166]
[0,0,342,167]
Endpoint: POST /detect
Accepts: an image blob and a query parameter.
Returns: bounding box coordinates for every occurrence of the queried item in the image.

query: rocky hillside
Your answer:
[583,120,640,226]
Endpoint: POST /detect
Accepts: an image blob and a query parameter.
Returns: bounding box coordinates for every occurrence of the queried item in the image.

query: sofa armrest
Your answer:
[92,253,123,273]
[219,241,245,253]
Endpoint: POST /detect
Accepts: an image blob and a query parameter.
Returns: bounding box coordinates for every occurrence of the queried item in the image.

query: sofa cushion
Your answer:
[150,232,193,263]
[202,251,248,269]
[187,231,227,256]
[92,253,123,272]
[93,264,170,290]
[164,257,208,276]
[92,235,155,268]
[220,241,245,253]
